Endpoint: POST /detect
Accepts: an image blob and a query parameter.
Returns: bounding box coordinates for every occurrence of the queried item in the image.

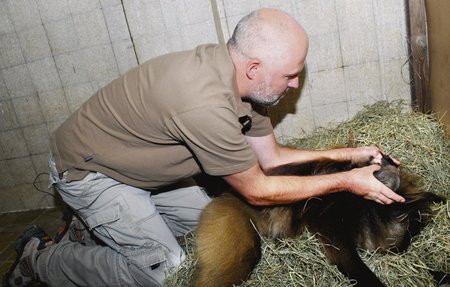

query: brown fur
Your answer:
[192,157,446,287]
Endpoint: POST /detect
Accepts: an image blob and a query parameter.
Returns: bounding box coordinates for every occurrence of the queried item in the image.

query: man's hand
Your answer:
[346,146,400,166]
[345,164,405,205]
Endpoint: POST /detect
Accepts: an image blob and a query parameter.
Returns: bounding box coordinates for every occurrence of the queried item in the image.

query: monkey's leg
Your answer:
[318,235,385,287]
[192,194,262,287]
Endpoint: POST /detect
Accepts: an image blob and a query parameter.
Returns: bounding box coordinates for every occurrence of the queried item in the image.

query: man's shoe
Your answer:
[3,225,52,287]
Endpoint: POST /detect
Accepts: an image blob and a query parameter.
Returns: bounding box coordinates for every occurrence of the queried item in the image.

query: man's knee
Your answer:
[153,186,211,235]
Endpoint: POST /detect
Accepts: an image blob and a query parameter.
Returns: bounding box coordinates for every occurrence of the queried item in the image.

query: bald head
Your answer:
[228,8,308,66]
[228,8,309,106]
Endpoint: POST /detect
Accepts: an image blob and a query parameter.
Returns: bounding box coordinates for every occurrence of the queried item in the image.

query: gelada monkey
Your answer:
[193,155,447,287]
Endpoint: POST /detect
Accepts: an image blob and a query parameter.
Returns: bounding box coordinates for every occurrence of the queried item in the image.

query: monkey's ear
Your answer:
[424,192,446,204]
[246,58,261,80]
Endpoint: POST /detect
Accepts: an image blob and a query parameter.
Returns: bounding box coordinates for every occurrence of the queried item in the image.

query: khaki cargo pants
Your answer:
[37,154,211,286]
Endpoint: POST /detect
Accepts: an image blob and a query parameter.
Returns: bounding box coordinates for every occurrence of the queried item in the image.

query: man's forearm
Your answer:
[267,146,354,169]
[224,163,350,206]
[244,172,349,205]
[245,134,375,170]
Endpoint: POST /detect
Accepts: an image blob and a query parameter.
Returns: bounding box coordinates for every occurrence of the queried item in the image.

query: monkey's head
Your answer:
[373,154,446,205]
[373,154,401,191]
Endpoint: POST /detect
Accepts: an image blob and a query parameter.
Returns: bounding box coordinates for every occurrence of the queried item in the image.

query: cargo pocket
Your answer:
[83,196,163,248]
[125,243,168,286]
[83,200,169,286]
[83,204,122,247]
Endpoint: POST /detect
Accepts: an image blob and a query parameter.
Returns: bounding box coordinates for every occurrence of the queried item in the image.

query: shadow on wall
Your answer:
[268,67,307,128]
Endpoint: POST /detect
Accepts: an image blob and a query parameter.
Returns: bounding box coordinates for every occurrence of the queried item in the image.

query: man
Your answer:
[5,8,404,287]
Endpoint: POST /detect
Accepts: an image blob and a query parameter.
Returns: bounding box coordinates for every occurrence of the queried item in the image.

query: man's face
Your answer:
[248,63,302,107]
[248,74,286,107]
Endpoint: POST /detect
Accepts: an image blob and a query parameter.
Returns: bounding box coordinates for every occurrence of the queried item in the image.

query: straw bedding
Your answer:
[164,101,449,287]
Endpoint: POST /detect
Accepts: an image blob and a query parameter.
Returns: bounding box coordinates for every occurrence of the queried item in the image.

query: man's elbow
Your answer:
[222,165,275,206]
[240,189,272,206]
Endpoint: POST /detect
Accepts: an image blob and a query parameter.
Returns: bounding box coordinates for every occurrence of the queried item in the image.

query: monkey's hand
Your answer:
[346,146,382,164]
[347,146,400,166]
[345,165,405,205]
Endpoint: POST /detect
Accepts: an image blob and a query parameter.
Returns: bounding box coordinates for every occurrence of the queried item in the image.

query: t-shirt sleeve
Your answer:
[169,106,258,176]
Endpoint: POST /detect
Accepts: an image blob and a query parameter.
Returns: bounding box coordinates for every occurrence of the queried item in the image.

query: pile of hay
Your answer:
[164,101,449,287]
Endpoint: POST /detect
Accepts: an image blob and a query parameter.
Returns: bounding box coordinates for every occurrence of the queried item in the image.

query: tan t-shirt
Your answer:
[51,44,273,189]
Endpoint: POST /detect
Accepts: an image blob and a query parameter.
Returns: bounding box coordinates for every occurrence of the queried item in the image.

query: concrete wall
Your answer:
[0,0,411,212]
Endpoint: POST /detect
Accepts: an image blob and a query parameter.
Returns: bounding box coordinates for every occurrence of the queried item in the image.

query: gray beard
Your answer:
[243,78,289,107]
[244,88,287,108]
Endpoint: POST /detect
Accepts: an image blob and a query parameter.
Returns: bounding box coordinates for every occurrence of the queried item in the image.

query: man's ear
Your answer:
[246,58,260,80]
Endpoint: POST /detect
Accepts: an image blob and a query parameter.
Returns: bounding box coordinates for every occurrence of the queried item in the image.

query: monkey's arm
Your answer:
[222,163,404,206]
[245,133,386,170]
